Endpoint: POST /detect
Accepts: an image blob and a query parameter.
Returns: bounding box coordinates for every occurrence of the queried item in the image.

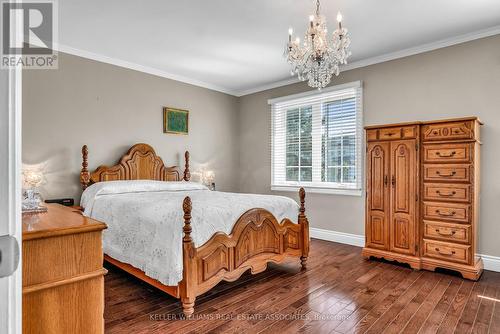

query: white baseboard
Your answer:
[478,254,500,273]
[310,227,500,273]
[310,227,365,248]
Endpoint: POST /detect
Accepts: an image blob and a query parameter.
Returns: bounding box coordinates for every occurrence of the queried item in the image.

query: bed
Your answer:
[79,143,310,316]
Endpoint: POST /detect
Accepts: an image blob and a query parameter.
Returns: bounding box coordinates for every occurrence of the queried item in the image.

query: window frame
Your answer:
[269,81,363,196]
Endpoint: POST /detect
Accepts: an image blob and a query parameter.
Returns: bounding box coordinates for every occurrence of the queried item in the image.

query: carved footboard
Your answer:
[179,188,309,316]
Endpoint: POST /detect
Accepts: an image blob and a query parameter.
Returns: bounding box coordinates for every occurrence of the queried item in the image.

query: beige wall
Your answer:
[23,53,240,202]
[238,35,500,257]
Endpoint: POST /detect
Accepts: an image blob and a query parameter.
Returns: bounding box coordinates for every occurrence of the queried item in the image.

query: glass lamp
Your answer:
[22,168,47,213]
[204,170,216,191]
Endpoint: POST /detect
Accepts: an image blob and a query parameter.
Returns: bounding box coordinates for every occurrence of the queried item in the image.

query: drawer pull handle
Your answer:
[435,247,456,256]
[435,210,456,217]
[385,132,395,136]
[436,171,456,177]
[436,190,456,197]
[435,229,456,236]
[433,130,439,135]
[384,175,388,187]
[436,151,456,158]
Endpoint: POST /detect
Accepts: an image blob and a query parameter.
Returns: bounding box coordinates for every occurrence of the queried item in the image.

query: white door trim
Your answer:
[8,62,22,334]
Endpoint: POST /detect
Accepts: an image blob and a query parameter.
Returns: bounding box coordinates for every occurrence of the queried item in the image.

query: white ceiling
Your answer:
[59,0,500,96]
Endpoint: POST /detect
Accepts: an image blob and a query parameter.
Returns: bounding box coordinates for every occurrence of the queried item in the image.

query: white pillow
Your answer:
[80,180,208,208]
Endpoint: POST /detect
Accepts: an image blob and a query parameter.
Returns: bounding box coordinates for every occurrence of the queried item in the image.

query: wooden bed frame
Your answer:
[80,143,310,316]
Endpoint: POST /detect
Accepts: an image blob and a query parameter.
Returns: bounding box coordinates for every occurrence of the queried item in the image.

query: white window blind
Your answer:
[269,81,363,195]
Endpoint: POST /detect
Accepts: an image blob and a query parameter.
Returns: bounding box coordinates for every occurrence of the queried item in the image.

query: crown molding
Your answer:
[53,43,239,96]
[50,25,500,98]
[235,25,500,97]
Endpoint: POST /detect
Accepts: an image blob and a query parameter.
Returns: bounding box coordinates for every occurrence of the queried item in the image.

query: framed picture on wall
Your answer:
[163,107,189,135]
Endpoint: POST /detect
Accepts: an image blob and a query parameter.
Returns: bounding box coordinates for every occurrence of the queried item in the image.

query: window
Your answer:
[270,81,363,195]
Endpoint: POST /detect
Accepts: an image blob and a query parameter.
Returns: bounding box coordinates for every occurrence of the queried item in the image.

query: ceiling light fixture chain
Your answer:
[284,0,351,89]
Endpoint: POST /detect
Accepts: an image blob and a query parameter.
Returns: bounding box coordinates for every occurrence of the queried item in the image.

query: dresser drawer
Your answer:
[423,201,470,223]
[423,143,472,164]
[422,120,475,142]
[423,164,471,183]
[424,221,471,243]
[423,239,471,264]
[423,183,471,203]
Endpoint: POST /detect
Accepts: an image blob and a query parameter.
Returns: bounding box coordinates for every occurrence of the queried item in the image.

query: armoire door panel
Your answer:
[394,144,411,213]
[390,140,417,255]
[366,214,387,249]
[366,142,390,250]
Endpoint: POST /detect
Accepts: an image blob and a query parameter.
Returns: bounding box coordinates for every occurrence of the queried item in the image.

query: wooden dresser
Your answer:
[23,204,107,333]
[363,117,483,280]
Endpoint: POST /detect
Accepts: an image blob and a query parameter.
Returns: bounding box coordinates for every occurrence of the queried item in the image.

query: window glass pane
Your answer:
[300,167,312,182]
[286,143,299,166]
[328,137,342,166]
[343,167,355,183]
[286,167,299,181]
[286,109,299,137]
[343,135,355,166]
[300,107,312,167]
[327,167,341,183]
[286,108,299,170]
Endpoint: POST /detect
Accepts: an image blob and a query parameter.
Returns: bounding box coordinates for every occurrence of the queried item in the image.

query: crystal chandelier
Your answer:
[284,0,351,89]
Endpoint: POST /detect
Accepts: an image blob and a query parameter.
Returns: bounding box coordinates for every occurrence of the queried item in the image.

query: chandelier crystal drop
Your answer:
[284,0,351,89]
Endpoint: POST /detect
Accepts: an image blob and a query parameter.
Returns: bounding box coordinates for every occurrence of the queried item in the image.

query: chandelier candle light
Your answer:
[285,0,351,89]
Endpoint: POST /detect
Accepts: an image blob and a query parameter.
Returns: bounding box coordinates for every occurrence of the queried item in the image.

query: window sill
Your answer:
[271,185,363,196]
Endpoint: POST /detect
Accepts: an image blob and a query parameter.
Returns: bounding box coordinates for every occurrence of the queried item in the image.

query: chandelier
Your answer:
[284,0,351,89]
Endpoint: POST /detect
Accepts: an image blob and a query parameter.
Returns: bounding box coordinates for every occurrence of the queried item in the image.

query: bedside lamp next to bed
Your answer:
[22,168,47,213]
[203,170,215,190]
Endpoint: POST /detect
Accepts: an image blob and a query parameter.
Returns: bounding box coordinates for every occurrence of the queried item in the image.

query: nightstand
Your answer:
[22,204,107,334]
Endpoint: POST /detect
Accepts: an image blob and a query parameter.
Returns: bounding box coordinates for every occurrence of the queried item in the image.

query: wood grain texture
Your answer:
[364,117,483,280]
[22,204,107,334]
[104,240,500,334]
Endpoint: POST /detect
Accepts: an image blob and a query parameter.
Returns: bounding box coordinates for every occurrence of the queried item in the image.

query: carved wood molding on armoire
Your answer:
[363,117,483,280]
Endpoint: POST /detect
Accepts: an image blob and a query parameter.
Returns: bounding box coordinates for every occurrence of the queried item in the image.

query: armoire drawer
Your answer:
[423,143,472,164]
[423,164,471,183]
[423,221,471,243]
[423,239,471,264]
[366,126,418,141]
[422,120,475,142]
[423,183,471,203]
[423,202,470,223]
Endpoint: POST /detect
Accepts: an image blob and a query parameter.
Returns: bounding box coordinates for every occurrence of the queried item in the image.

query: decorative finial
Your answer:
[183,196,192,242]
[80,145,90,190]
[299,187,306,216]
[184,151,191,181]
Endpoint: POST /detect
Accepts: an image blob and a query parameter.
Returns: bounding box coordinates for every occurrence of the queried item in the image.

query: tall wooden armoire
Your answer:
[363,117,483,280]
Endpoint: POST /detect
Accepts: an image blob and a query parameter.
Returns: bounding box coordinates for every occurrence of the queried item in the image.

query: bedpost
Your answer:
[80,145,90,190]
[299,187,309,269]
[180,196,196,317]
[183,151,191,181]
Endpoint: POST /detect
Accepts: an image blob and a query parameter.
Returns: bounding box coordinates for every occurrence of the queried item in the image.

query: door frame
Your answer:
[0,37,23,334]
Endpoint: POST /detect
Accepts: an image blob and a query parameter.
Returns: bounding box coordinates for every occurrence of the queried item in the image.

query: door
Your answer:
[389,140,417,255]
[366,142,390,250]
[0,66,22,333]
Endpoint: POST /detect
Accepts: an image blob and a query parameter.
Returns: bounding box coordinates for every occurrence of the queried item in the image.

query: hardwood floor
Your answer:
[105,240,500,333]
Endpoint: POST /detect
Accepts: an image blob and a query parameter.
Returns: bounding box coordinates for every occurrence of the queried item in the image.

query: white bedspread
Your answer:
[81,180,299,285]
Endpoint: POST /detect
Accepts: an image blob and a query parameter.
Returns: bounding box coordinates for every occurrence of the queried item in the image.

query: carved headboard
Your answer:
[80,143,190,190]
